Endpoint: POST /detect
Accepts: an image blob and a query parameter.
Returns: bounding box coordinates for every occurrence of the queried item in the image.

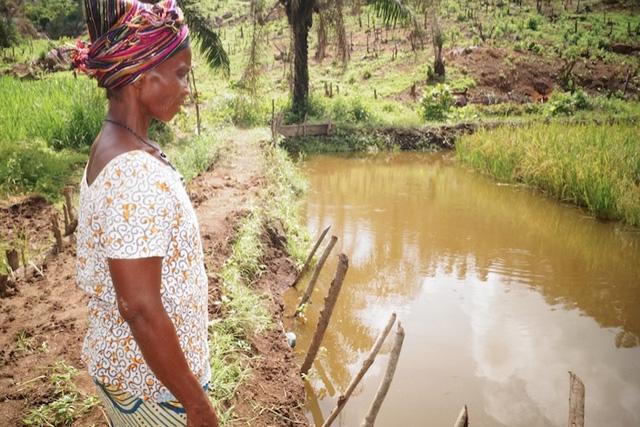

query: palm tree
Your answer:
[178,0,230,75]
[280,0,316,117]
[369,0,444,78]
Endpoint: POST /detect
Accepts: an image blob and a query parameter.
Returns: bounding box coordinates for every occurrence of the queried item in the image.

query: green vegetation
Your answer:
[22,361,99,426]
[0,75,104,150]
[456,122,640,225]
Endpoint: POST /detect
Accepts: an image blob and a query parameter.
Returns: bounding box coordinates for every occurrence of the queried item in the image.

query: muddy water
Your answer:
[284,151,640,427]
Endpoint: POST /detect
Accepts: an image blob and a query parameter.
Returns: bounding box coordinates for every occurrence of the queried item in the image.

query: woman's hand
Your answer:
[186,397,219,427]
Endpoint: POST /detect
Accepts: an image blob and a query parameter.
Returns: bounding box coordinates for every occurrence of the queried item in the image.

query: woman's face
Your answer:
[138,46,192,123]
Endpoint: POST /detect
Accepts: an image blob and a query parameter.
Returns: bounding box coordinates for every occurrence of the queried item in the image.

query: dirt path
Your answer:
[0,128,307,426]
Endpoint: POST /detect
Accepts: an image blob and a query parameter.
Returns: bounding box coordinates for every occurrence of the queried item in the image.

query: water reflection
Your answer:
[286,152,640,426]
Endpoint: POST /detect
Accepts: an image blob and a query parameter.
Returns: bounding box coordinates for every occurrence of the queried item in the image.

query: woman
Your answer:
[73,0,218,425]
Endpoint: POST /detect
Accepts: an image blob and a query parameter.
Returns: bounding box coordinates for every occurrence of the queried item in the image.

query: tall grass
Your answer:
[0,74,105,199]
[0,74,105,151]
[456,123,640,225]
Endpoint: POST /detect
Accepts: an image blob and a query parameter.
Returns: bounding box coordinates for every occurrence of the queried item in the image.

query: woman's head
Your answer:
[73,0,190,120]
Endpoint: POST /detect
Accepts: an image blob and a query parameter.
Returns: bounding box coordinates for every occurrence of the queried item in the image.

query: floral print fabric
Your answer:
[76,150,210,402]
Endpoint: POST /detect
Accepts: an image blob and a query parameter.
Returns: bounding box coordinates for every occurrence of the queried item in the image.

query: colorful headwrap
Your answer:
[72,0,189,90]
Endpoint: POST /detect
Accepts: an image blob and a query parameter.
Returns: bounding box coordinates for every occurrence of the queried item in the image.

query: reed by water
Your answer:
[456,122,640,226]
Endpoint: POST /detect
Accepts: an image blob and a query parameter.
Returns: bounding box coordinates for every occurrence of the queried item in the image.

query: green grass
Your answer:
[0,74,105,151]
[456,122,640,225]
[22,361,99,427]
[167,133,225,182]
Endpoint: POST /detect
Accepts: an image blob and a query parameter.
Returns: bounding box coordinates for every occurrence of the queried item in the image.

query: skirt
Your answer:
[95,380,208,427]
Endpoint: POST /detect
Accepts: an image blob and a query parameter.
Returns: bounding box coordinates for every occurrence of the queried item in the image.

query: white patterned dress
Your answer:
[75,150,210,422]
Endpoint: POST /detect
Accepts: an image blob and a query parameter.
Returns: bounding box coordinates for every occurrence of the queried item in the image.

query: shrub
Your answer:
[545,89,590,116]
[24,0,83,38]
[419,84,453,121]
[527,16,540,31]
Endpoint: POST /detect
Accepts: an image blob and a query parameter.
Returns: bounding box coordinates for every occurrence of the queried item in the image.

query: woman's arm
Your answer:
[108,257,218,427]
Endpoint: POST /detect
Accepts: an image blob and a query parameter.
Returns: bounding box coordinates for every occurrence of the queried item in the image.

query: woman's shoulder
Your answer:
[91,150,174,191]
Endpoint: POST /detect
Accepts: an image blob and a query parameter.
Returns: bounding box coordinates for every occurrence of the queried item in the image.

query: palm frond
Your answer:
[178,0,230,75]
[367,0,414,26]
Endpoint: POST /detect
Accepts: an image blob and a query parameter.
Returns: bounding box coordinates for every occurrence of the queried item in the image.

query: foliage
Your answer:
[24,0,83,39]
[0,75,105,151]
[0,14,19,48]
[544,90,590,116]
[22,362,99,426]
[419,84,453,121]
[168,133,224,182]
[457,122,640,225]
[0,139,85,200]
[178,0,230,74]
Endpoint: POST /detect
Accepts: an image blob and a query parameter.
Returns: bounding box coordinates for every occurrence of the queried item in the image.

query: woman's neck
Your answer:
[105,94,152,140]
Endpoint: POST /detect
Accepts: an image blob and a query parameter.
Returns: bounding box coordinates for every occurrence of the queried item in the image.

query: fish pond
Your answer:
[285,151,640,427]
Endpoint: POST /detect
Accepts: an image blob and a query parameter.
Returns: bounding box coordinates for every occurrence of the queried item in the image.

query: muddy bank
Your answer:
[0,131,307,426]
[280,123,477,154]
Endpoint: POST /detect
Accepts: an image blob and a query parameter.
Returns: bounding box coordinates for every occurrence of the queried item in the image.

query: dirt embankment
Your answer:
[0,131,307,426]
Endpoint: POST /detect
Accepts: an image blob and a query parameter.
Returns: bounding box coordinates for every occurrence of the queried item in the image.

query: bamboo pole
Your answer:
[361,322,405,427]
[568,371,585,427]
[296,235,338,313]
[291,225,331,288]
[322,313,397,427]
[454,405,469,427]
[300,253,349,376]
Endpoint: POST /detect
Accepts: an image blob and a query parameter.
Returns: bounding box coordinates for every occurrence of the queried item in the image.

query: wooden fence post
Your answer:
[300,253,349,375]
[361,322,405,427]
[454,405,469,427]
[296,235,338,313]
[322,313,397,427]
[292,225,331,288]
[568,371,585,427]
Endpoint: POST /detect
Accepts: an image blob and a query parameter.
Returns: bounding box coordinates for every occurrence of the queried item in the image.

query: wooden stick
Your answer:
[292,225,331,288]
[300,253,348,376]
[63,186,75,222]
[361,322,405,427]
[51,212,63,254]
[322,313,397,427]
[6,249,19,271]
[296,235,338,313]
[454,405,469,427]
[568,371,585,427]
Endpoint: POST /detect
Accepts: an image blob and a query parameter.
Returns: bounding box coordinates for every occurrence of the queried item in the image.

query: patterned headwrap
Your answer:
[72,0,189,90]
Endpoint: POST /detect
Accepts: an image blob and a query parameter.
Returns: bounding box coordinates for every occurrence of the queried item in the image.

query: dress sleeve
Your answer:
[101,157,176,259]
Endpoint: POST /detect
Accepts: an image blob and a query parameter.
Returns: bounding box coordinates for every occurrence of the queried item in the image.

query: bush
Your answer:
[527,16,540,31]
[25,0,83,39]
[545,89,590,116]
[0,15,19,49]
[419,84,453,121]
[228,93,266,127]
[330,97,371,123]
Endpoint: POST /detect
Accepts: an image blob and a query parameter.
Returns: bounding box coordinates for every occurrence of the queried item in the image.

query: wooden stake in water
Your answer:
[292,225,331,288]
[361,322,405,427]
[568,371,585,427]
[296,235,338,314]
[300,253,349,375]
[322,313,397,427]
[454,405,469,427]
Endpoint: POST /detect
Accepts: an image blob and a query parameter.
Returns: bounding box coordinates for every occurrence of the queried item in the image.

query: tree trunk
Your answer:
[288,3,314,117]
[315,12,327,61]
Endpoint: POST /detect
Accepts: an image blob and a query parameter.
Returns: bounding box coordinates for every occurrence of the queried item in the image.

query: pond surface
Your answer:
[284,151,640,427]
